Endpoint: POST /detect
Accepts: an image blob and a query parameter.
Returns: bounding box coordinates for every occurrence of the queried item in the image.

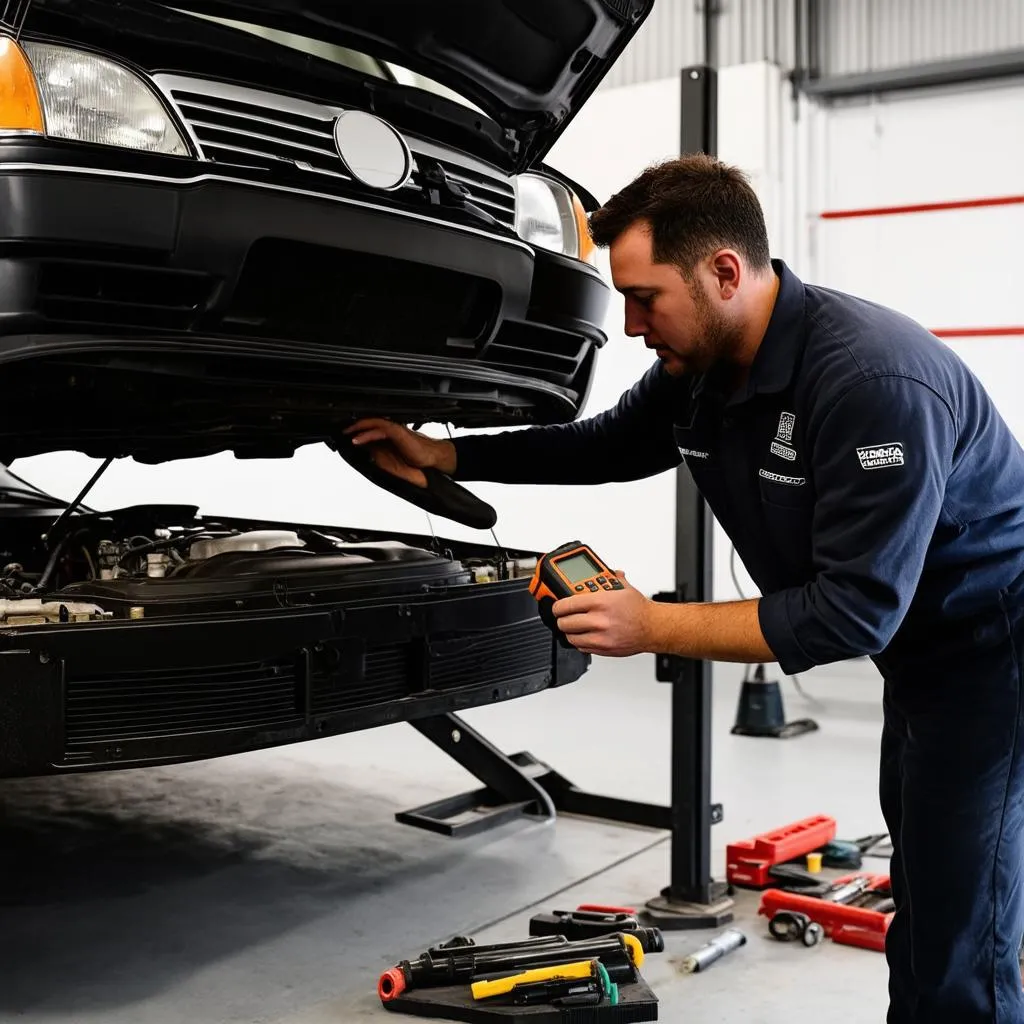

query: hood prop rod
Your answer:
[33,456,114,594]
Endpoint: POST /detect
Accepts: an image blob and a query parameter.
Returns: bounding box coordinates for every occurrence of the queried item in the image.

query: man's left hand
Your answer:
[552,572,660,657]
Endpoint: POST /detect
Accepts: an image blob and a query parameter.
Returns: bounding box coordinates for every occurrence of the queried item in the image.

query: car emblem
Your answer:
[332,110,412,191]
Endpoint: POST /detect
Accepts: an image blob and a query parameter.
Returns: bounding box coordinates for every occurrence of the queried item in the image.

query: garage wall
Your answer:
[811,77,1024,440]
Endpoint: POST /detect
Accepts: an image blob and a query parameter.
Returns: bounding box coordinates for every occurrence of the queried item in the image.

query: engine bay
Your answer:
[0,501,536,625]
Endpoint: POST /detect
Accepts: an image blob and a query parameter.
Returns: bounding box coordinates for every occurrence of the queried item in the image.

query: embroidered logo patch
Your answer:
[856,442,904,470]
[678,447,710,460]
[759,468,805,486]
[776,411,796,444]
[769,411,798,461]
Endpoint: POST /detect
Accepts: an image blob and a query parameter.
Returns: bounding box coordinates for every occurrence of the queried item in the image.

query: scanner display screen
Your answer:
[555,551,601,584]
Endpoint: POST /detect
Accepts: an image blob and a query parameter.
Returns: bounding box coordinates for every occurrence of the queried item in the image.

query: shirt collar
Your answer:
[691,258,806,407]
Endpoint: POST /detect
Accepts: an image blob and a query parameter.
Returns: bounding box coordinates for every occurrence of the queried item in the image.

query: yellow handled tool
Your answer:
[471,959,595,1001]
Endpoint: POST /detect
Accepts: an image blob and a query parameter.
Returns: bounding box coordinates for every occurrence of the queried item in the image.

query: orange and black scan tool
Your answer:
[529,541,623,645]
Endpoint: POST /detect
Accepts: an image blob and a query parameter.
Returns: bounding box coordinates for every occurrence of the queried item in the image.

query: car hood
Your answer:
[144,0,655,172]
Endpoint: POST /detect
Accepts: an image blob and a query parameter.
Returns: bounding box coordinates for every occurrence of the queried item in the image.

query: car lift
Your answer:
[396,66,734,931]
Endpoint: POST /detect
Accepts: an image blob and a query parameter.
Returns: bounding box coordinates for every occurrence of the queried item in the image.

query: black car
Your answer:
[0,0,653,778]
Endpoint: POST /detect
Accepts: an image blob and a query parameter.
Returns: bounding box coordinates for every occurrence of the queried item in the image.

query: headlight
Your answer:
[17,40,189,156]
[514,173,596,264]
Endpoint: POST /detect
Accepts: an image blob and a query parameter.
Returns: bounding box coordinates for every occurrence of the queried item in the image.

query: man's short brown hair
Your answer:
[589,154,771,274]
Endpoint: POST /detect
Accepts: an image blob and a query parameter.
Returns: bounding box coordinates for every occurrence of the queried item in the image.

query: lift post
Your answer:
[639,63,734,929]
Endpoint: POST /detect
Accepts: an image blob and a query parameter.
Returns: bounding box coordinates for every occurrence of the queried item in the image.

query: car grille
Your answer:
[428,619,552,691]
[160,80,518,232]
[219,237,499,353]
[310,643,413,717]
[310,620,554,716]
[62,619,553,756]
[64,658,304,750]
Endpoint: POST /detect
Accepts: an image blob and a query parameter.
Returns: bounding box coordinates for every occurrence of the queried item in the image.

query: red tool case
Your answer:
[726,815,837,888]
[758,873,894,952]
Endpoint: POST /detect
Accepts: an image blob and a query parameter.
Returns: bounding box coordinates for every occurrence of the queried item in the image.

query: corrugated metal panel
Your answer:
[602,0,704,87]
[822,0,1024,76]
[603,0,799,88]
[717,0,798,69]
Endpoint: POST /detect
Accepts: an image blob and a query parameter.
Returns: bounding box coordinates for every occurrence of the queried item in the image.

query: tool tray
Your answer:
[382,975,659,1023]
[758,872,894,952]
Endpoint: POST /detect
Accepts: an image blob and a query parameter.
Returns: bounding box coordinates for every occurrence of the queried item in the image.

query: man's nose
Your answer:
[623,311,647,338]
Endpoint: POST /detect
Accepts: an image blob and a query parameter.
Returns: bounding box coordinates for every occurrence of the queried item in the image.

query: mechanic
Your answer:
[345,154,1024,1023]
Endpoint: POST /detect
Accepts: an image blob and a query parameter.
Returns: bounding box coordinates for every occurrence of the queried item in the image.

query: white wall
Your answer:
[811,78,1024,441]
[12,78,685,603]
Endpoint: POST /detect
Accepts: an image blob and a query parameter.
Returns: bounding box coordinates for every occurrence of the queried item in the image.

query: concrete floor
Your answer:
[0,653,891,1023]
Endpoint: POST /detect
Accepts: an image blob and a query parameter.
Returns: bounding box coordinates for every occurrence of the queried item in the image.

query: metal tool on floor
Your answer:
[768,911,825,947]
[679,928,747,973]
[758,872,895,952]
[379,928,665,1021]
[378,929,663,1001]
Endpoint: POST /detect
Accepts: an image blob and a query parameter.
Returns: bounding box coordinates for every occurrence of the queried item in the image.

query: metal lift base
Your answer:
[731,719,820,740]
[643,883,735,931]
[397,713,691,839]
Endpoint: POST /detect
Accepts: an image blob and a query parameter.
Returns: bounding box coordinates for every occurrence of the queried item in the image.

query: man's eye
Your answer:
[635,293,655,307]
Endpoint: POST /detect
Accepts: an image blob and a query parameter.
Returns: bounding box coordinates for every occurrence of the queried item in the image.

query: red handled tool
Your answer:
[759,872,894,952]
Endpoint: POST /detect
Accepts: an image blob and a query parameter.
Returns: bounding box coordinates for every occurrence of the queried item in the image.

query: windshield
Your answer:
[170,8,485,114]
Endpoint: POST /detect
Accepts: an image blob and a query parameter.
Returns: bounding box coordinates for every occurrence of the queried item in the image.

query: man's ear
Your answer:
[710,249,742,299]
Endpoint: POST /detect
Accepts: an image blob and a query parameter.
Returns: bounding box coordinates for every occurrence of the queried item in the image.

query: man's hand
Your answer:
[553,568,778,664]
[552,572,657,657]
[343,418,457,489]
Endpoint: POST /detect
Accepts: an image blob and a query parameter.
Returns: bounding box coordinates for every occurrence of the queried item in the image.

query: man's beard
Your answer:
[685,276,744,374]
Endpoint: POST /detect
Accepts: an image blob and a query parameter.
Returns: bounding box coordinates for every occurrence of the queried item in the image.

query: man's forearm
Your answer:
[647,598,777,664]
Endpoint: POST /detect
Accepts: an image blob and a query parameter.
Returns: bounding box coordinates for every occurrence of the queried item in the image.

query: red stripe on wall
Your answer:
[931,327,1024,339]
[820,194,1024,220]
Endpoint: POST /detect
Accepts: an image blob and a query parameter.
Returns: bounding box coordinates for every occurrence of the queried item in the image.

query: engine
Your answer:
[0,504,537,625]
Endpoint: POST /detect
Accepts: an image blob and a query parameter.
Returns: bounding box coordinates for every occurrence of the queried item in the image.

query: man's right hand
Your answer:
[342,419,457,489]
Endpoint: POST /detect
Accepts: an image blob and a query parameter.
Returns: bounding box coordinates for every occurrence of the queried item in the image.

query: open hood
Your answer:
[140,0,655,172]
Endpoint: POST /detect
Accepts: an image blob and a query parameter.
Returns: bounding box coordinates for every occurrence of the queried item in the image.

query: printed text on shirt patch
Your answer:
[857,442,904,470]
[678,447,709,460]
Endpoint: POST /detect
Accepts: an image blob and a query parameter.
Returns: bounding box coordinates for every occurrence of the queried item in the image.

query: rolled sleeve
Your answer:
[759,374,957,674]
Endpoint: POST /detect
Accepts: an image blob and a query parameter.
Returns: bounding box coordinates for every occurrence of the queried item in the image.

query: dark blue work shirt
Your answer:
[454,260,1024,676]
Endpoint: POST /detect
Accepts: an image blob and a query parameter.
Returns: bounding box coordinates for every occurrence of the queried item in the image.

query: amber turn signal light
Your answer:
[573,193,596,265]
[0,36,44,133]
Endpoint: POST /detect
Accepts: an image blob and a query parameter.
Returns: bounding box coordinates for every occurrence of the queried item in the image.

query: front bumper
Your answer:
[0,144,610,398]
[0,578,588,778]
